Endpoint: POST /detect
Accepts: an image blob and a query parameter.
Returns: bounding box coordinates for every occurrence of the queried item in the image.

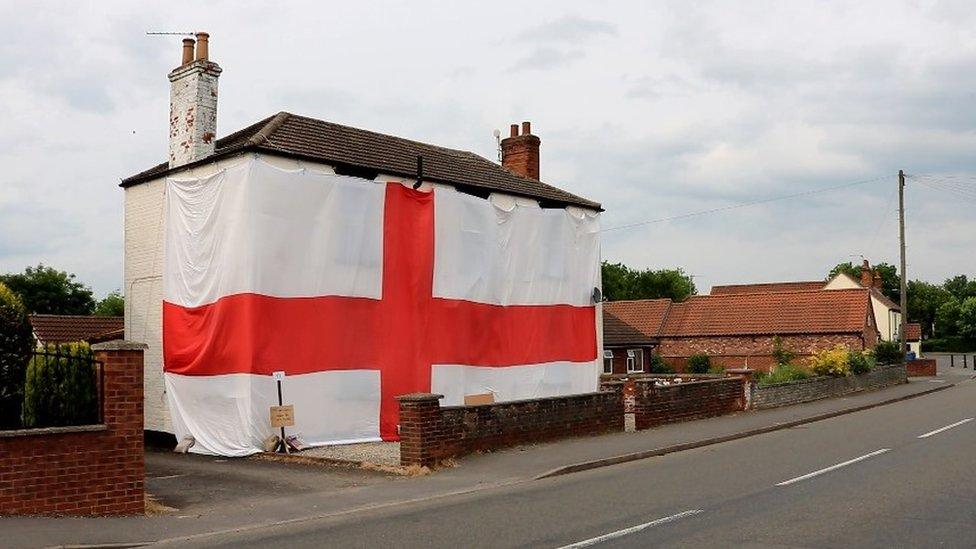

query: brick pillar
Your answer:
[726,368,755,410]
[396,393,443,467]
[91,340,147,515]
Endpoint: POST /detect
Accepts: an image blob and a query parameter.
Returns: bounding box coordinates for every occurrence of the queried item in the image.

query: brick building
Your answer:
[601,300,668,375]
[602,288,879,372]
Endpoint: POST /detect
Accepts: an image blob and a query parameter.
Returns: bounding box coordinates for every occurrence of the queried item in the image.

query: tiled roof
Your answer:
[602,299,671,345]
[710,281,825,295]
[660,289,872,337]
[121,112,600,210]
[905,322,922,341]
[869,288,901,311]
[30,314,124,344]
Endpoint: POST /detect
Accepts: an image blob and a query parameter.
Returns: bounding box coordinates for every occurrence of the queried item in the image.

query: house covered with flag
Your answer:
[122,33,602,456]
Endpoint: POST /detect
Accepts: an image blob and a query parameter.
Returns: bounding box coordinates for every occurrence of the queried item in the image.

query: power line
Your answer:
[601,174,892,233]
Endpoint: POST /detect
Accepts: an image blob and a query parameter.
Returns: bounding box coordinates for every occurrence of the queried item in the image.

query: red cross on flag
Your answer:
[162,158,600,456]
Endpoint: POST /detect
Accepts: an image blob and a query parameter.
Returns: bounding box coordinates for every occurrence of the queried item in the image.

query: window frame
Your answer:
[626,348,644,373]
[602,350,614,375]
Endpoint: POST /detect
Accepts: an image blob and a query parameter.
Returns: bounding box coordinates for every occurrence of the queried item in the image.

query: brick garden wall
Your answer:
[632,377,746,430]
[751,363,907,409]
[0,341,146,516]
[397,389,624,467]
[658,334,870,372]
[906,359,937,376]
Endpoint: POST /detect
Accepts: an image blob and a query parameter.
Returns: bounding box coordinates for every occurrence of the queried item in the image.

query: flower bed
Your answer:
[751,363,907,410]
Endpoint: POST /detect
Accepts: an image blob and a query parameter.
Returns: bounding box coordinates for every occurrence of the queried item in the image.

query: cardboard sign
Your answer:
[270,405,295,428]
[272,371,286,381]
[463,393,495,406]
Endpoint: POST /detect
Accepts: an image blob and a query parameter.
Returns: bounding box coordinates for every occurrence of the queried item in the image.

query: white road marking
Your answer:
[776,449,890,487]
[928,379,946,383]
[148,474,187,481]
[557,510,704,548]
[918,418,974,439]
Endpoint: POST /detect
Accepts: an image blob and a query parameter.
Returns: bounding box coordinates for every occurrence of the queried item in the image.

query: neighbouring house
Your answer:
[711,260,901,341]
[602,300,669,375]
[122,33,602,452]
[905,322,922,357]
[602,288,879,372]
[30,314,124,346]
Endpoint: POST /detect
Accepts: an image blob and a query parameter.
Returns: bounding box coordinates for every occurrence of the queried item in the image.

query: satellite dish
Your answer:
[592,287,603,303]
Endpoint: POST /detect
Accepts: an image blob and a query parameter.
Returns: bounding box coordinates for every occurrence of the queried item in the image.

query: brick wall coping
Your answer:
[90,340,148,351]
[0,424,107,438]
[757,363,904,389]
[440,391,614,411]
[395,393,444,402]
[634,376,743,389]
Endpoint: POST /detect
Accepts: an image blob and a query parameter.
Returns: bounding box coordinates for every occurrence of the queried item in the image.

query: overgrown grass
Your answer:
[756,363,811,386]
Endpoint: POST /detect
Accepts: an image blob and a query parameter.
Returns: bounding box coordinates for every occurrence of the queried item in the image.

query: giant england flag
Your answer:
[163,157,600,456]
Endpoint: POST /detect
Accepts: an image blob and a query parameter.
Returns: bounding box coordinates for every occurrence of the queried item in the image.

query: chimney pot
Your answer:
[181,38,195,66]
[509,124,519,138]
[195,32,210,61]
[522,121,531,135]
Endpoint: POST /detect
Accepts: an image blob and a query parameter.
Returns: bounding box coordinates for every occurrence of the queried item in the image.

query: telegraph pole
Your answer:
[898,170,908,355]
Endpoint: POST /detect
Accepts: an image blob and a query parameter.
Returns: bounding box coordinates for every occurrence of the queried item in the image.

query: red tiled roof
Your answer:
[710,281,825,295]
[30,314,124,344]
[869,288,901,311]
[905,322,922,341]
[659,289,872,337]
[603,299,671,346]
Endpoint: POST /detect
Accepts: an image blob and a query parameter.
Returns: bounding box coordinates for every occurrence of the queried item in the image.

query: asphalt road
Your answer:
[165,379,976,548]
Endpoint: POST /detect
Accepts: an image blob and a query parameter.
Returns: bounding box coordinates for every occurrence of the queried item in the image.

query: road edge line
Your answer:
[535,383,955,480]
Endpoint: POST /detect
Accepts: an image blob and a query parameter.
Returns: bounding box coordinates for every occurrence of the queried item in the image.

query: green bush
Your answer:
[0,283,34,429]
[707,364,726,375]
[921,337,976,353]
[23,342,99,428]
[847,349,871,375]
[757,363,810,386]
[772,336,795,367]
[687,353,711,374]
[648,353,674,374]
[874,341,902,365]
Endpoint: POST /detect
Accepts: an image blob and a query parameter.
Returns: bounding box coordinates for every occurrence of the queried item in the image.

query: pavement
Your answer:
[5,364,971,548]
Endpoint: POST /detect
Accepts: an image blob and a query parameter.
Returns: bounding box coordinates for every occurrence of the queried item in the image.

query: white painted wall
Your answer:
[126,152,602,433]
[824,273,900,342]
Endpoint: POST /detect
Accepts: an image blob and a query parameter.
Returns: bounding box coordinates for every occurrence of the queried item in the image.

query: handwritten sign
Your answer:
[270,405,295,428]
[272,371,286,381]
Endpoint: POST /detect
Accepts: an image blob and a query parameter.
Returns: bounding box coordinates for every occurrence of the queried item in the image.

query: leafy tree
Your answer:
[94,290,124,317]
[906,280,951,338]
[0,264,95,315]
[935,298,962,337]
[827,261,900,301]
[943,275,976,302]
[959,297,976,341]
[0,282,34,429]
[601,262,697,302]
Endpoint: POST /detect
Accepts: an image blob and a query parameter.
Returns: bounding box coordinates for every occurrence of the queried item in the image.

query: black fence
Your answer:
[1,346,104,430]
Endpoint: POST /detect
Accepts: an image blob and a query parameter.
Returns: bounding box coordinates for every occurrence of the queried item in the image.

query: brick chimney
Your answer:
[860,259,873,288]
[168,32,222,168]
[873,271,883,289]
[501,121,540,180]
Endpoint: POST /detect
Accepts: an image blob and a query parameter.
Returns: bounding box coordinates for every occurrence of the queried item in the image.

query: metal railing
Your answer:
[2,347,105,430]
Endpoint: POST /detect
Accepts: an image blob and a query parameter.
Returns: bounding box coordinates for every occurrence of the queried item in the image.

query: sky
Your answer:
[2,0,975,298]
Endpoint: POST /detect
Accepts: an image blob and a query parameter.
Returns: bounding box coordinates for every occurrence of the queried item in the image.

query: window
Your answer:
[627,349,644,373]
[603,350,614,375]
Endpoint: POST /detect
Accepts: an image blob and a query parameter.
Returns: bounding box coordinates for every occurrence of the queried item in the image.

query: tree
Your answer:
[906,280,951,338]
[94,290,124,317]
[943,275,976,302]
[601,262,697,302]
[958,297,976,340]
[0,282,34,429]
[935,298,962,337]
[0,264,95,315]
[827,261,900,301]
